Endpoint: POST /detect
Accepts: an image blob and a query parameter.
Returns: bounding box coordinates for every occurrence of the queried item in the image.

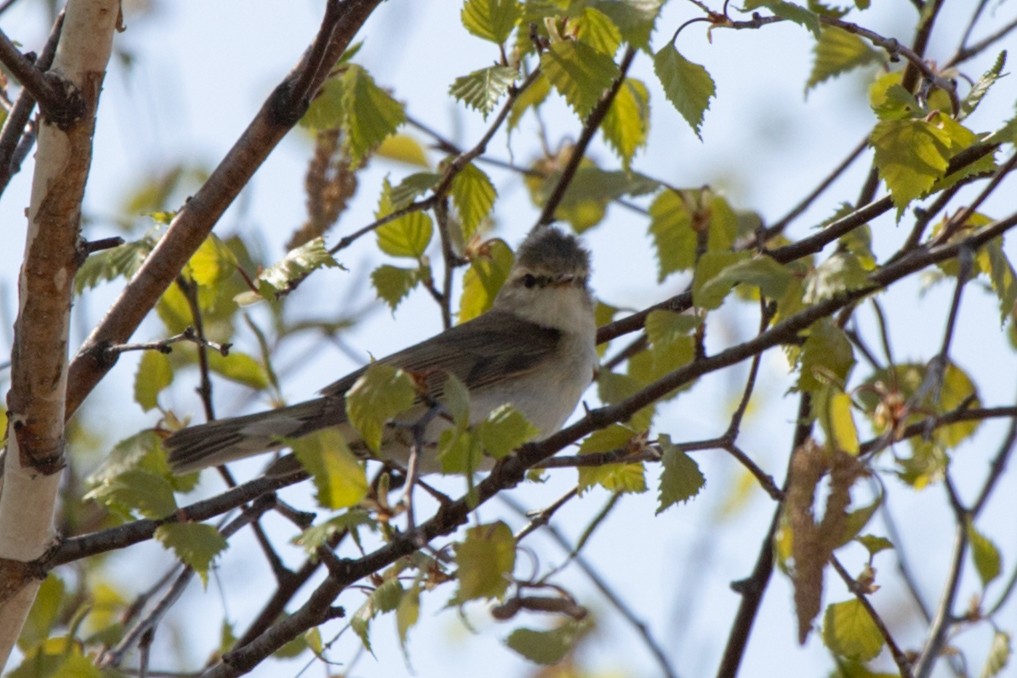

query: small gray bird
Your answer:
[166,227,597,474]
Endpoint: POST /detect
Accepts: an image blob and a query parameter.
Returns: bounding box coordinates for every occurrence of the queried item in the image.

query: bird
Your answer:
[165,227,598,475]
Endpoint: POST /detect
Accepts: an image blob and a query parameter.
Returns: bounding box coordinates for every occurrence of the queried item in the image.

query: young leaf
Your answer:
[654,44,715,138]
[797,320,855,392]
[744,0,820,37]
[656,436,705,514]
[454,522,516,603]
[371,264,419,311]
[187,234,237,287]
[345,364,417,453]
[822,599,884,661]
[477,404,539,459]
[206,351,271,390]
[396,584,420,647]
[967,520,1002,587]
[601,77,649,169]
[450,163,498,238]
[390,171,440,209]
[803,251,872,303]
[460,238,514,322]
[576,6,622,56]
[342,65,406,165]
[855,534,893,557]
[450,65,518,118]
[376,133,430,168]
[592,0,659,49]
[693,251,747,310]
[981,631,1012,678]
[293,429,369,510]
[134,350,173,412]
[301,76,345,131]
[86,469,177,520]
[244,237,340,300]
[870,118,951,213]
[807,26,879,91]
[154,523,228,586]
[461,0,521,44]
[961,50,1006,120]
[505,619,590,665]
[577,425,647,494]
[74,235,155,294]
[819,388,861,455]
[648,189,697,280]
[375,180,434,259]
[541,40,620,120]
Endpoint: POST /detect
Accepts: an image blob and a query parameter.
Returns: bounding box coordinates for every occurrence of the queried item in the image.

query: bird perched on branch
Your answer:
[165,227,597,474]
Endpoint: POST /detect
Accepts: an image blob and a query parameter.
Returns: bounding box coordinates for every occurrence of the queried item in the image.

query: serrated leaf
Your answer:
[506,620,589,665]
[302,76,344,130]
[807,26,879,91]
[798,320,854,392]
[822,599,884,661]
[345,364,417,453]
[598,370,656,432]
[576,6,622,56]
[155,523,227,586]
[967,520,1002,587]
[602,77,649,168]
[987,240,1017,323]
[134,350,173,412]
[508,71,551,130]
[804,251,871,303]
[981,631,1012,678]
[342,65,406,165]
[656,437,705,514]
[693,251,746,309]
[654,44,715,138]
[390,172,440,209]
[252,237,340,298]
[577,425,647,494]
[293,429,369,509]
[376,133,430,167]
[86,469,177,520]
[870,118,951,213]
[961,51,1006,120]
[450,65,517,118]
[451,163,498,238]
[454,522,516,603]
[396,584,420,647]
[648,189,696,280]
[74,236,154,294]
[371,264,419,311]
[745,0,820,37]
[592,0,659,49]
[376,179,434,258]
[541,40,620,119]
[206,351,270,390]
[461,0,521,43]
[477,404,539,459]
[460,238,514,322]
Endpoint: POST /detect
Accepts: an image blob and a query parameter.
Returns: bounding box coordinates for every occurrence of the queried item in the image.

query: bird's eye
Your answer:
[522,273,538,288]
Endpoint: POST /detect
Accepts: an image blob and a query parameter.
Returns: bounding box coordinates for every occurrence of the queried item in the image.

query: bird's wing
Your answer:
[319,310,562,400]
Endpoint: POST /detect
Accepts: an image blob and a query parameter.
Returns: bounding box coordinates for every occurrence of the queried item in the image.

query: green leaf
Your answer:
[870,118,951,213]
[461,0,521,43]
[242,237,340,301]
[154,523,227,586]
[577,425,647,494]
[302,76,345,130]
[187,234,237,287]
[345,364,418,453]
[643,310,697,381]
[803,251,872,303]
[807,26,879,91]
[961,51,1006,120]
[454,522,516,602]
[987,239,1017,323]
[459,238,514,322]
[376,179,434,258]
[653,44,716,138]
[293,429,369,509]
[207,351,270,390]
[693,251,746,309]
[371,264,419,311]
[981,631,1012,678]
[591,0,659,50]
[797,320,854,392]
[601,77,649,168]
[134,350,173,412]
[506,620,590,665]
[86,469,177,520]
[822,599,884,661]
[376,134,431,168]
[576,6,622,56]
[342,65,406,165]
[598,370,656,432]
[396,584,420,647]
[541,40,620,119]
[967,520,1002,587]
[74,235,155,294]
[450,163,498,238]
[20,575,64,651]
[855,534,893,557]
[508,72,551,130]
[744,0,820,37]
[450,65,518,118]
[656,436,705,514]
[477,404,539,459]
[648,189,696,279]
[390,172,440,209]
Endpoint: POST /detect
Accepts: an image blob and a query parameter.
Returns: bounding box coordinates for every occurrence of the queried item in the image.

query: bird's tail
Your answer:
[165,398,336,473]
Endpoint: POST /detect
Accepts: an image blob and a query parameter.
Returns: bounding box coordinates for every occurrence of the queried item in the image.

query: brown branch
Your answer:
[0,25,82,126]
[64,0,385,421]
